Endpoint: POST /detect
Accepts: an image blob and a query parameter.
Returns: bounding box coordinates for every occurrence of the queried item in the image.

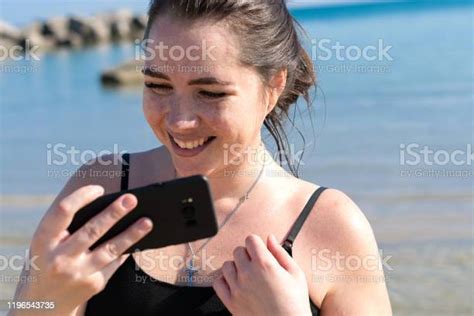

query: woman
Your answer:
[11,1,392,315]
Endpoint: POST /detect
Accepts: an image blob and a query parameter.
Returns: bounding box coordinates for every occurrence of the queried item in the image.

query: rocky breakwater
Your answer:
[1,10,146,86]
[1,9,147,51]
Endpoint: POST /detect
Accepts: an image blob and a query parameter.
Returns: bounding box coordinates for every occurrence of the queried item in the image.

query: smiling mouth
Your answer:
[169,133,217,150]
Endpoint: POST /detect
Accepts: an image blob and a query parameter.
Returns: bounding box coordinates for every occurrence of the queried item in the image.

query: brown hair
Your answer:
[144,0,317,177]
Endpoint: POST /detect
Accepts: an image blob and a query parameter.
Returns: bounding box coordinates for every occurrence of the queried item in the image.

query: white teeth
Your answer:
[173,136,211,149]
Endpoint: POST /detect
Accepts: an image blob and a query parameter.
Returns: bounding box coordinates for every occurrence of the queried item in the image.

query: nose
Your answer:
[166,96,200,130]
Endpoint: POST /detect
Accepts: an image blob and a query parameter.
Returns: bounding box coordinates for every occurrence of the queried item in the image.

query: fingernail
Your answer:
[91,185,104,194]
[270,234,277,242]
[140,218,153,230]
[122,195,134,208]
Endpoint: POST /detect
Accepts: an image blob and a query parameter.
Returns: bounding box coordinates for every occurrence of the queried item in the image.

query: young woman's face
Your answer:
[143,15,269,176]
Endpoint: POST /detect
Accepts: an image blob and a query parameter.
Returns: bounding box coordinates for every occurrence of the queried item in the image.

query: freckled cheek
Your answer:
[206,110,238,139]
[142,95,168,139]
[199,107,220,125]
[143,94,166,120]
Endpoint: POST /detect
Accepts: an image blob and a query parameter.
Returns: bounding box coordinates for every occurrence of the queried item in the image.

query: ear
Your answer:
[265,68,287,116]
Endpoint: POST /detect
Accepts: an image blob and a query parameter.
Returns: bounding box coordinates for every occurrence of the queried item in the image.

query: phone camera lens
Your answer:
[182,206,195,219]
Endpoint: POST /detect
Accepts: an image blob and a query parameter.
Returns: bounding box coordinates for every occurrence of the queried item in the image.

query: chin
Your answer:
[175,164,214,178]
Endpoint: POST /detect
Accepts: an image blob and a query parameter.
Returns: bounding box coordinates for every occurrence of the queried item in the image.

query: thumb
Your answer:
[266,234,296,273]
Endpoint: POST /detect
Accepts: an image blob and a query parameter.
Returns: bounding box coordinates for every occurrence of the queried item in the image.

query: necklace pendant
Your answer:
[184,255,199,287]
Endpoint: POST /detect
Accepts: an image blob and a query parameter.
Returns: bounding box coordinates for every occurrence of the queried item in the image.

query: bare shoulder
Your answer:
[288,181,374,247]
[305,187,376,252]
[293,182,392,315]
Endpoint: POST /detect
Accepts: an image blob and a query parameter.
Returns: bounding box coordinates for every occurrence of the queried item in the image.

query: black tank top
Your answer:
[85,153,327,315]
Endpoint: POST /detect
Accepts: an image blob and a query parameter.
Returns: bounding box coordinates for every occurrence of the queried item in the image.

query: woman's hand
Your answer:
[11,185,153,316]
[213,234,312,316]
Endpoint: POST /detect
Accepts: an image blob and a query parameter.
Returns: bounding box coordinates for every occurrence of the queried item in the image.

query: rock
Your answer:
[18,22,54,53]
[55,33,83,48]
[0,20,22,42]
[100,59,144,86]
[0,38,17,58]
[68,17,95,44]
[87,16,111,43]
[41,17,69,41]
[132,14,148,30]
[39,16,86,48]
[0,21,21,57]
[108,9,134,41]
[131,14,148,40]
[2,10,149,56]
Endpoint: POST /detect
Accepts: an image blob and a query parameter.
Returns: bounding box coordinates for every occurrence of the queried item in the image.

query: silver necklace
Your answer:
[179,145,267,286]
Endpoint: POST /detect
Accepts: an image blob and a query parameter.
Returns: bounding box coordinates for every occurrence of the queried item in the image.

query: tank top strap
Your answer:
[282,186,328,256]
[120,153,130,191]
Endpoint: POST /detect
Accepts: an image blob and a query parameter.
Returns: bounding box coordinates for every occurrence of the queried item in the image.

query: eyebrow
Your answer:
[142,67,233,86]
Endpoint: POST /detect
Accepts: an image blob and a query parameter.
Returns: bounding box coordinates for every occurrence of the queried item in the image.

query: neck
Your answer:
[212,147,268,203]
[171,141,295,216]
[178,142,271,209]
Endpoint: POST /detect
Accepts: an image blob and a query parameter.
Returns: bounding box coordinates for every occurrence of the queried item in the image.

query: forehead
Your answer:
[146,15,241,69]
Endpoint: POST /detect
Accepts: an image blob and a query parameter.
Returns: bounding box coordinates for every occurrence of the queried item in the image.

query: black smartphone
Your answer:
[67,175,218,253]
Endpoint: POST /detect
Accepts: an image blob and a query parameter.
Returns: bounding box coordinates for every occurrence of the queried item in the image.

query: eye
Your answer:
[145,82,172,93]
[199,90,227,99]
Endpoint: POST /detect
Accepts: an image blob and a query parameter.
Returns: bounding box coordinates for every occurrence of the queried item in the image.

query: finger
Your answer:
[61,193,137,256]
[244,234,279,267]
[267,234,296,273]
[232,246,251,273]
[213,275,232,308]
[86,217,153,272]
[221,260,238,289]
[37,185,105,246]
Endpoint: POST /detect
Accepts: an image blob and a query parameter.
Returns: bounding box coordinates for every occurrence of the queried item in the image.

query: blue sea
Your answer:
[0,1,473,315]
